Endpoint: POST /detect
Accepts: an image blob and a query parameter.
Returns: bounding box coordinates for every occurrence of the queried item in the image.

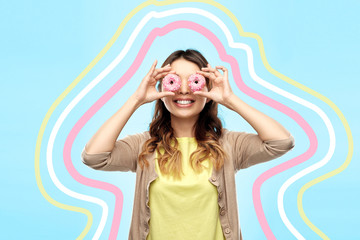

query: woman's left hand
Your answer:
[194,64,234,106]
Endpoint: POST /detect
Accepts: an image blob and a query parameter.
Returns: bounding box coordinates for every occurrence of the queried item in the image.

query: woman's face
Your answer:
[161,58,209,121]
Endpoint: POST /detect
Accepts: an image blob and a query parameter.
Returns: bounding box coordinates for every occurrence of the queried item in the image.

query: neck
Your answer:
[171,115,198,138]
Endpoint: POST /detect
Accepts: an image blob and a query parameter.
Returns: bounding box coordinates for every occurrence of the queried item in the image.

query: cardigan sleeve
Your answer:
[224,130,295,171]
[81,132,150,172]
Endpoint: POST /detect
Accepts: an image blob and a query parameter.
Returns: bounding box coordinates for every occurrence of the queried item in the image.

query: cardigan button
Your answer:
[211,177,217,182]
[220,207,226,216]
[225,228,231,234]
[218,191,223,198]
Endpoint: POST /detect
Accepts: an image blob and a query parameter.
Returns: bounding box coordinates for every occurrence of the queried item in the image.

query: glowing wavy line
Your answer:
[53,7,314,239]
[37,1,352,239]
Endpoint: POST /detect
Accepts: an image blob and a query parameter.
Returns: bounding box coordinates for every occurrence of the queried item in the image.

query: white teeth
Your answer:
[176,100,192,105]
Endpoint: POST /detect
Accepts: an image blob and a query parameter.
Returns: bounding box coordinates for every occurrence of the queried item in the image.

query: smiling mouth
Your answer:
[174,100,195,105]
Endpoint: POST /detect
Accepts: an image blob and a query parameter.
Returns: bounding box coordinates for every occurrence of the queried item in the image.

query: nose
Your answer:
[178,77,190,94]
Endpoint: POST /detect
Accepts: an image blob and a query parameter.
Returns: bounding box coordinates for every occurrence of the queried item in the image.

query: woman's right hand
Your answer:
[133,60,175,106]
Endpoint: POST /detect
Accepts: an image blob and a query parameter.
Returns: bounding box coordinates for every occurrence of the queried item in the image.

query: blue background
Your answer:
[1,0,359,239]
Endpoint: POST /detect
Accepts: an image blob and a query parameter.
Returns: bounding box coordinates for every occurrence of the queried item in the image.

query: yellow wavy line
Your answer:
[35,0,353,239]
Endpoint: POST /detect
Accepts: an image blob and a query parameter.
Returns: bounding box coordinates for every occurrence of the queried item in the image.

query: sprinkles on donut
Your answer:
[188,73,206,92]
[162,74,181,92]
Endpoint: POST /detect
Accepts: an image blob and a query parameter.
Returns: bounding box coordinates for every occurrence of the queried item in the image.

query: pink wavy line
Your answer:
[64,21,317,239]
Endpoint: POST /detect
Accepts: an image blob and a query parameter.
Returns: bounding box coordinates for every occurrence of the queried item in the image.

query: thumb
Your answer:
[146,60,157,78]
[157,91,175,99]
[194,91,212,99]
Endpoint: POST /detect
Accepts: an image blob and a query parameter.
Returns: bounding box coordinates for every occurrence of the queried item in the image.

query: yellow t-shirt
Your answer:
[147,137,225,240]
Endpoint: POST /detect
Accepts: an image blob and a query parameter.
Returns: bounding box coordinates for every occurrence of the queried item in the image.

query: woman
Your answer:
[82,49,294,240]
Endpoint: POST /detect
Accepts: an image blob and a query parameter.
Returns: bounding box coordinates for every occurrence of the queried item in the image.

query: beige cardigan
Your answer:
[81,129,294,240]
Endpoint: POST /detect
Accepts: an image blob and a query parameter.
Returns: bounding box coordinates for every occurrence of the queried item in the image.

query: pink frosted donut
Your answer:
[162,74,181,92]
[188,74,206,92]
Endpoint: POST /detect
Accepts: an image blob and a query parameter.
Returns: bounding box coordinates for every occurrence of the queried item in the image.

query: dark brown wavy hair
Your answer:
[138,49,227,179]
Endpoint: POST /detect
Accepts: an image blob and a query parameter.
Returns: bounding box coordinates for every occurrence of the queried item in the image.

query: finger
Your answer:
[206,64,218,73]
[201,64,215,72]
[154,70,176,81]
[200,67,213,72]
[203,64,222,77]
[216,66,228,79]
[150,60,158,73]
[157,91,175,98]
[196,70,216,80]
[151,65,172,78]
[145,60,158,79]
[193,91,212,99]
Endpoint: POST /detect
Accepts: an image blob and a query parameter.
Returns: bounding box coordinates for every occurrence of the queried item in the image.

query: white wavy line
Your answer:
[47,7,335,239]
[47,127,108,239]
